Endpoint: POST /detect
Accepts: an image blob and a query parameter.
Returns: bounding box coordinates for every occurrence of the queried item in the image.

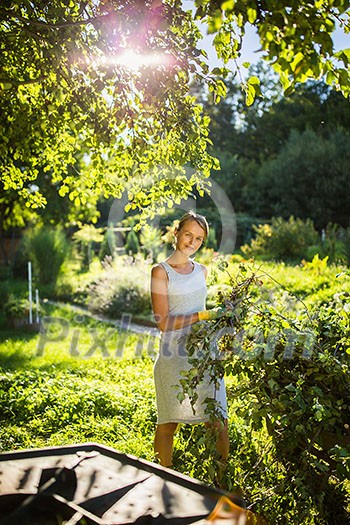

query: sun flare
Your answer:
[114,50,171,70]
[89,50,172,71]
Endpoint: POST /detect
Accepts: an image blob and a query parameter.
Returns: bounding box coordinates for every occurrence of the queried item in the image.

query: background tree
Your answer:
[239,80,350,162]
[243,128,350,229]
[197,73,350,230]
[125,229,140,256]
[72,224,105,270]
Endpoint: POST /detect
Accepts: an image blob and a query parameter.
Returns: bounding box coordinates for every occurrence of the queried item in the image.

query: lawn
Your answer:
[0,303,158,459]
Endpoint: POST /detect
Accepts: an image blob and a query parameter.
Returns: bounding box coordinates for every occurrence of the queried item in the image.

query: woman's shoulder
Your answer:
[151,262,168,278]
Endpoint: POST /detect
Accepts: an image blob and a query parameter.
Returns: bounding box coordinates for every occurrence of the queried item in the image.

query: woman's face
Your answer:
[175,219,206,256]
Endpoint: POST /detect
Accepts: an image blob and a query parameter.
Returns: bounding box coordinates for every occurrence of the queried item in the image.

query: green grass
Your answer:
[0,303,158,459]
[210,258,350,308]
[0,303,252,500]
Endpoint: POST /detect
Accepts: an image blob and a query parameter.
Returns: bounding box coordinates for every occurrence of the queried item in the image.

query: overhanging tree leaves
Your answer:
[0,0,349,219]
[197,0,350,97]
[0,0,218,220]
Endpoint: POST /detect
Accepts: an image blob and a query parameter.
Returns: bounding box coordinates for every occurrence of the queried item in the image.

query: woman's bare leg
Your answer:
[154,422,178,467]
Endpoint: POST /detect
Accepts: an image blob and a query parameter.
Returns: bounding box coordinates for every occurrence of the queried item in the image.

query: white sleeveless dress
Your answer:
[153,260,227,425]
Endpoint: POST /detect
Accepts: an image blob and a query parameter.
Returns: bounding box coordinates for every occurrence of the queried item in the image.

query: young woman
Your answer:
[150,211,229,469]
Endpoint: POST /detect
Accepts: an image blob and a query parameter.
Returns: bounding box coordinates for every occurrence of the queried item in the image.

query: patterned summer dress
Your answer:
[153,260,227,425]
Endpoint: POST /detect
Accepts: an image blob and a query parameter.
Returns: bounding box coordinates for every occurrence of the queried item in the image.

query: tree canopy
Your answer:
[1,0,349,225]
[200,75,350,229]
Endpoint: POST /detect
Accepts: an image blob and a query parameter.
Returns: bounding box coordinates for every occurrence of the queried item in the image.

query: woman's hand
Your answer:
[198,306,234,321]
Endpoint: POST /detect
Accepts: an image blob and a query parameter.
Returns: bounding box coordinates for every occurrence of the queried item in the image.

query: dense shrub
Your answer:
[23,227,69,285]
[3,294,30,318]
[182,262,350,524]
[88,255,151,318]
[306,224,350,265]
[242,216,318,261]
[105,286,150,317]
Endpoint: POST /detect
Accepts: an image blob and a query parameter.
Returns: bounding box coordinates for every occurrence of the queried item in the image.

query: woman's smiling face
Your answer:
[175,219,206,255]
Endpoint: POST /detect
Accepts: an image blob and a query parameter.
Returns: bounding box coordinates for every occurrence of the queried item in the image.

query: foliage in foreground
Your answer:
[182,261,350,524]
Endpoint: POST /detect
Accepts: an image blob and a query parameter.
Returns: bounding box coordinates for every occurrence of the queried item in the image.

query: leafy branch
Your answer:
[178,259,350,515]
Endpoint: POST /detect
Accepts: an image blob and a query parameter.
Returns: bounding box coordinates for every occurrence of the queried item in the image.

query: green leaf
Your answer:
[247,8,257,24]
[244,76,261,105]
[0,82,13,90]
[210,67,225,75]
[291,52,304,72]
[221,0,235,10]
[248,76,260,86]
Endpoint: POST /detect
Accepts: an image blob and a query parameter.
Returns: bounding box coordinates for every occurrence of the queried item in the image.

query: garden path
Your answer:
[46,300,160,338]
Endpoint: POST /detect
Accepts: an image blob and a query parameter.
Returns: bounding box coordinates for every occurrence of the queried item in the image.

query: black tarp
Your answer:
[0,442,257,525]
